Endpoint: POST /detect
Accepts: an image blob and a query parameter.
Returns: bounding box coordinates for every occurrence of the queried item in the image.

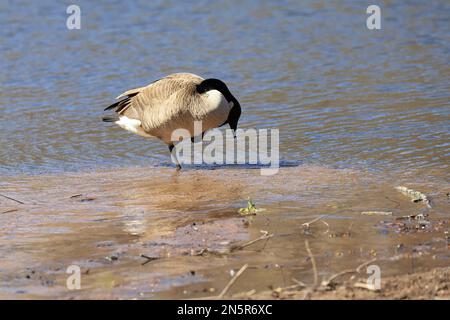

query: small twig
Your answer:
[322,258,377,287]
[1,209,19,214]
[140,254,159,265]
[269,278,308,298]
[361,211,393,216]
[322,269,354,286]
[321,220,330,234]
[302,215,325,228]
[354,282,379,291]
[305,240,318,287]
[261,236,271,251]
[291,278,307,288]
[217,264,248,299]
[200,276,306,300]
[191,248,208,256]
[355,258,377,273]
[0,193,25,204]
[231,231,273,251]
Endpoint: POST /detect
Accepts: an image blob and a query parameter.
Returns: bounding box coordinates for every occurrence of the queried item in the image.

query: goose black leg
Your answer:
[190,132,205,143]
[168,144,181,170]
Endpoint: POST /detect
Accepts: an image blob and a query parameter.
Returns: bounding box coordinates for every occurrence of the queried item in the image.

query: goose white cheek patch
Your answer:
[204,89,230,113]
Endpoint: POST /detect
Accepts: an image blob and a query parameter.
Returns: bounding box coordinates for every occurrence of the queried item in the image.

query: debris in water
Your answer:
[302,215,325,228]
[0,193,25,204]
[105,254,119,262]
[354,282,379,291]
[361,211,393,216]
[140,254,159,265]
[396,213,428,221]
[395,186,432,208]
[230,230,273,252]
[1,209,19,214]
[70,194,96,202]
[217,264,248,299]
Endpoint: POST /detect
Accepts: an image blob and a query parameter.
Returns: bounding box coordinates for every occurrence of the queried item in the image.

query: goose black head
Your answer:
[196,78,241,133]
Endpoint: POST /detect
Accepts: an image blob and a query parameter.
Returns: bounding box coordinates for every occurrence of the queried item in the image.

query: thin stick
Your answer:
[276,279,307,292]
[356,258,377,273]
[1,209,19,214]
[321,220,330,234]
[261,236,271,251]
[302,215,325,228]
[291,278,307,288]
[354,282,379,291]
[0,193,25,204]
[322,258,377,286]
[361,211,393,216]
[140,254,159,265]
[231,232,273,251]
[198,274,306,300]
[217,264,248,299]
[322,269,354,286]
[191,248,208,256]
[305,240,318,287]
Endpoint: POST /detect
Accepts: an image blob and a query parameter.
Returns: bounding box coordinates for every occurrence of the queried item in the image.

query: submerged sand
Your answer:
[0,165,448,299]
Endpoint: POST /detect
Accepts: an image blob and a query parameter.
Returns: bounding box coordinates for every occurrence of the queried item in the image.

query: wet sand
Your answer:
[232,267,450,300]
[0,165,448,299]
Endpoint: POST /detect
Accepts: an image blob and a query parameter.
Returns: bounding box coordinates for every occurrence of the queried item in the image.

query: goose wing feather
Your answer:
[121,73,204,129]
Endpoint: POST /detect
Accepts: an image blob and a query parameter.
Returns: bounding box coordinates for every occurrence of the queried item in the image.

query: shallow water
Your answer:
[0,1,449,299]
[0,166,449,299]
[1,0,449,175]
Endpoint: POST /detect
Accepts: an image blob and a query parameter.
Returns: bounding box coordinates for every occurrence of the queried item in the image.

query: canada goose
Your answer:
[102,73,241,169]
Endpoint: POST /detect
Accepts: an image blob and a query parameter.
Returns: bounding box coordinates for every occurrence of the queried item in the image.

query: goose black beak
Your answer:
[228,99,241,139]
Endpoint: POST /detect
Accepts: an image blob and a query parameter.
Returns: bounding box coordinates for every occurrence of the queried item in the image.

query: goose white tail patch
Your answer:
[116,116,152,138]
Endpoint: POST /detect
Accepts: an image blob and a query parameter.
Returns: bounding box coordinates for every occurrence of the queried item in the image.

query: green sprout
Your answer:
[238,198,265,216]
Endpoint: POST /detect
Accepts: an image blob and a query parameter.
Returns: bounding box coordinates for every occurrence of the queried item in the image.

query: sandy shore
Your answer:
[231,266,449,300]
[0,165,448,299]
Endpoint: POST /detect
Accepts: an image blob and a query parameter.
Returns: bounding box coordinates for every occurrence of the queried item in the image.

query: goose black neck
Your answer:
[196,78,234,102]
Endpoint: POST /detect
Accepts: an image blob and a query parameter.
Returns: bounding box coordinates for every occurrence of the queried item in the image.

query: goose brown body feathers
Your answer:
[103,73,242,165]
